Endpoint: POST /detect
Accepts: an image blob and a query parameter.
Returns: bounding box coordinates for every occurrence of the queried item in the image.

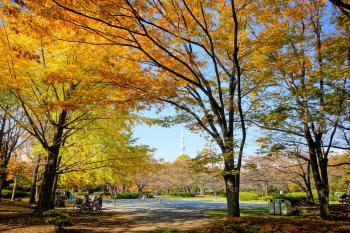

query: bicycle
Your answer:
[79,202,102,214]
[73,198,83,210]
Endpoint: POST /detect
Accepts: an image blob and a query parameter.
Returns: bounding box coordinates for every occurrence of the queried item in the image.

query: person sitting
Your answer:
[91,195,98,209]
[97,195,103,206]
[84,194,90,205]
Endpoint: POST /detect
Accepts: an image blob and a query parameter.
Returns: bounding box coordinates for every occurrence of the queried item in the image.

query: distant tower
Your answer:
[180,130,185,155]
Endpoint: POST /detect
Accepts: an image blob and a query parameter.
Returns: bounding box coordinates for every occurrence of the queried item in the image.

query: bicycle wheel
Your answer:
[80,203,89,214]
[95,204,102,214]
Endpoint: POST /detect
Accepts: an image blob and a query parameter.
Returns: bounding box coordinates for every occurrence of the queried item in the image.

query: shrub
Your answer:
[170,192,195,197]
[1,189,30,199]
[269,193,309,205]
[239,192,260,201]
[43,210,71,231]
[92,191,111,197]
[147,192,154,198]
[217,190,226,197]
[117,192,139,199]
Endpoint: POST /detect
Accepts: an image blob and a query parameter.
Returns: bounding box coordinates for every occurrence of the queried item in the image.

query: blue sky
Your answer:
[134,124,205,161]
[134,116,261,161]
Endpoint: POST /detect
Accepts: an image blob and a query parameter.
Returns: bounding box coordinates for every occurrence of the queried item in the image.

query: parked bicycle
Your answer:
[73,198,83,210]
[75,195,103,214]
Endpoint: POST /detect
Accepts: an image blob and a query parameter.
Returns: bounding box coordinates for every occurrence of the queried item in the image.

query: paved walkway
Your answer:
[90,199,267,232]
[103,199,267,212]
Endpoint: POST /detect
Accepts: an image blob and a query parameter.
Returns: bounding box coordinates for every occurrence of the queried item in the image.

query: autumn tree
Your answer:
[252,0,349,218]
[26,0,275,217]
[0,2,142,211]
[58,111,155,201]
[0,100,27,201]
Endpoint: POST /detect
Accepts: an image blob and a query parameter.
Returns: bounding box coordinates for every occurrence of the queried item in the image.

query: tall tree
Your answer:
[0,2,141,211]
[0,102,26,201]
[252,0,349,218]
[30,0,270,217]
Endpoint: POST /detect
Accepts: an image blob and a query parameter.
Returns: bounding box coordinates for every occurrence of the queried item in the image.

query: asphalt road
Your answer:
[103,198,267,212]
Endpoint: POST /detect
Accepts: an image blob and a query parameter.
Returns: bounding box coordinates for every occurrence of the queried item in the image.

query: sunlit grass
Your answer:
[205,207,269,217]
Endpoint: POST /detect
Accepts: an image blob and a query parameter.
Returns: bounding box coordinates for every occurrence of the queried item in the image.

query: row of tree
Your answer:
[0,0,349,219]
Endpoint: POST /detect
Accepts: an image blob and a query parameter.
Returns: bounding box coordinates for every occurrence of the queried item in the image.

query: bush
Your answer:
[268,193,309,205]
[239,192,260,201]
[170,192,195,197]
[147,192,154,198]
[92,191,111,197]
[1,189,30,199]
[117,192,139,199]
[217,190,226,197]
[43,210,71,231]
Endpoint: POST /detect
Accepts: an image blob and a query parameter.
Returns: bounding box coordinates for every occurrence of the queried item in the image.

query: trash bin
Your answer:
[269,199,275,214]
[274,199,281,215]
[269,199,293,215]
[280,199,293,215]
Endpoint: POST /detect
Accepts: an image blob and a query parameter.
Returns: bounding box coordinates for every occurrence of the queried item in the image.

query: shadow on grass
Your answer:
[204,207,269,217]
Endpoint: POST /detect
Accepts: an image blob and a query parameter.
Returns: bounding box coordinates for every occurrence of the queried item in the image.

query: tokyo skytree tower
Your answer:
[180,130,185,155]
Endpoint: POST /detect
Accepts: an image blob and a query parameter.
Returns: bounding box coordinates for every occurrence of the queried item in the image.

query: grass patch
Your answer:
[162,195,267,203]
[205,207,269,217]
[162,195,227,202]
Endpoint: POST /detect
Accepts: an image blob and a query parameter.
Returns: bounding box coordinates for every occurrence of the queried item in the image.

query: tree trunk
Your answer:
[264,183,269,196]
[305,163,314,204]
[308,142,330,219]
[223,173,240,217]
[317,158,330,219]
[305,182,314,204]
[11,176,16,201]
[36,108,67,212]
[113,184,117,205]
[0,173,6,202]
[137,185,143,195]
[29,154,41,205]
[36,149,59,211]
[50,172,59,207]
[35,184,40,202]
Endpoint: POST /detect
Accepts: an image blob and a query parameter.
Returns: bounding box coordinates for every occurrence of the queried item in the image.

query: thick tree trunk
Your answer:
[305,182,314,204]
[223,173,240,217]
[29,155,41,205]
[35,184,40,202]
[308,143,330,219]
[36,149,59,211]
[11,176,16,201]
[317,158,330,219]
[50,172,59,207]
[0,173,6,202]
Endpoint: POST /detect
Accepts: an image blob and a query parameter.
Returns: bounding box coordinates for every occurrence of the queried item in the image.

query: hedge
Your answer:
[170,192,195,197]
[116,192,139,199]
[1,189,30,198]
